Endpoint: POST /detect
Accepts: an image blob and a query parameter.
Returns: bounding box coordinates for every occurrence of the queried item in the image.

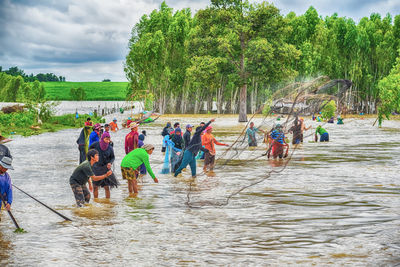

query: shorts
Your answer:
[248,140,257,147]
[320,132,329,142]
[204,151,215,166]
[121,167,138,180]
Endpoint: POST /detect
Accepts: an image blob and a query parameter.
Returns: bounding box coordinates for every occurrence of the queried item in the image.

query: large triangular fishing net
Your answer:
[183,76,353,208]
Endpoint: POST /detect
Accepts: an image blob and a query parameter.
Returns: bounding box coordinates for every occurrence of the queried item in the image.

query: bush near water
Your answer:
[0,111,104,137]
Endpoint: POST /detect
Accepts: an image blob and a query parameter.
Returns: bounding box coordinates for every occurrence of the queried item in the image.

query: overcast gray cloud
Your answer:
[0,0,399,81]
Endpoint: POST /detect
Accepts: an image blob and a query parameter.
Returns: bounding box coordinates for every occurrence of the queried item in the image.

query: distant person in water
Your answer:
[337,116,344,125]
[121,144,158,196]
[77,124,92,164]
[85,117,93,127]
[109,118,119,132]
[174,119,215,178]
[246,122,264,147]
[267,124,289,159]
[125,123,139,154]
[89,123,102,146]
[328,117,334,123]
[315,125,329,142]
[289,118,302,145]
[69,149,112,207]
[202,125,229,172]
[161,122,173,152]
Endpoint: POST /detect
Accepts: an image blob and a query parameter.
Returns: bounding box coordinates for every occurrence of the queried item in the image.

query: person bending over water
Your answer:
[120,144,158,196]
[315,125,329,142]
[69,149,112,207]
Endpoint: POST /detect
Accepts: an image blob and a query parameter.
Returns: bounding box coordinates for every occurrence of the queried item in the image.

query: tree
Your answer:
[208,0,299,121]
[377,54,400,125]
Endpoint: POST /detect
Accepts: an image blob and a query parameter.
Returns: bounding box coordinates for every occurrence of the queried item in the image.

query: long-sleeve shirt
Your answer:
[125,130,139,154]
[89,142,115,166]
[0,172,12,205]
[121,148,156,179]
[187,121,211,156]
[89,131,100,146]
[202,132,227,155]
[0,144,12,160]
[183,131,191,149]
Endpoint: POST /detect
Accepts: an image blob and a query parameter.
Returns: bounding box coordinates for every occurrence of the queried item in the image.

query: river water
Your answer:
[1,111,400,266]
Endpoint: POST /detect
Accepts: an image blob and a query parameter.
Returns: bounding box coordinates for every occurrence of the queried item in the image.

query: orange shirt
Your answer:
[201,132,226,155]
[109,121,118,132]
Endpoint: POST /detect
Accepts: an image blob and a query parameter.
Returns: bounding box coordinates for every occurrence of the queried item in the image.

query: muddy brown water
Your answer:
[1,113,400,266]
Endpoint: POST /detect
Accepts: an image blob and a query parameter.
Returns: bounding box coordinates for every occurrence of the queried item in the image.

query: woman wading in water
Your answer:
[89,132,119,198]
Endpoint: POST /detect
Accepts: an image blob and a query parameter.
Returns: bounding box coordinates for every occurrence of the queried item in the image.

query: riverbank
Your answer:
[0,112,104,138]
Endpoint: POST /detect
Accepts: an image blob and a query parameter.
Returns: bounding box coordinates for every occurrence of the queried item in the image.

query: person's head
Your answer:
[275,124,282,130]
[104,124,110,132]
[87,117,91,122]
[0,134,11,144]
[128,117,132,120]
[166,122,171,128]
[93,123,101,131]
[175,127,182,135]
[139,134,145,141]
[186,124,193,132]
[130,122,138,131]
[87,149,99,162]
[249,122,254,128]
[142,130,147,136]
[101,132,111,143]
[205,126,212,133]
[142,144,155,155]
[0,156,13,173]
[200,122,205,127]
[174,122,180,128]
[113,118,117,122]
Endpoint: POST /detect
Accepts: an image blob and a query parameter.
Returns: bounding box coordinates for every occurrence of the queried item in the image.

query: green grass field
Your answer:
[43,82,129,100]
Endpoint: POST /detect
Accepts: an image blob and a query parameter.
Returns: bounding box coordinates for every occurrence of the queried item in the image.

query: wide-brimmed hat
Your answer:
[0,135,12,144]
[130,122,139,129]
[142,144,154,151]
[0,156,13,170]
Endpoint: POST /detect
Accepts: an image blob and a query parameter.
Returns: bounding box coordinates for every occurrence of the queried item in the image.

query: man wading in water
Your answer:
[0,156,14,215]
[69,149,112,207]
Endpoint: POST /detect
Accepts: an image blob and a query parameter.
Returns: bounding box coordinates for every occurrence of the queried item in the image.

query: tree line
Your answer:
[125,0,400,121]
[0,66,66,82]
[0,72,46,102]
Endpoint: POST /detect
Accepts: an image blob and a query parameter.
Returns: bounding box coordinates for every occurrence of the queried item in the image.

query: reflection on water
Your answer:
[1,113,400,265]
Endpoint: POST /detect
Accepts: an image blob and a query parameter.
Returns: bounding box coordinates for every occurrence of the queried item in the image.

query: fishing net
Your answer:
[181,76,352,208]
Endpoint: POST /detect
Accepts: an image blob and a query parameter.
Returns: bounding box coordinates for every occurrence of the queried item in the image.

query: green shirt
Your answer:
[69,160,94,185]
[316,127,327,135]
[121,148,156,179]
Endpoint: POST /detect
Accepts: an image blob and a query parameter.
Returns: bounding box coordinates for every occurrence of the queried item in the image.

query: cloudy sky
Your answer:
[1,0,399,81]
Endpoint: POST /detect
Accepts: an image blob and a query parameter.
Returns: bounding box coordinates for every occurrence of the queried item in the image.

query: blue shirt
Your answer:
[271,129,285,144]
[246,127,258,143]
[0,172,12,204]
[89,131,99,146]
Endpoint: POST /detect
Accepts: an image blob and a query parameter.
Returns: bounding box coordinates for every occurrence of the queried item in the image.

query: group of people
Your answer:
[71,117,158,207]
[245,116,330,159]
[161,118,229,178]
[1,114,333,210]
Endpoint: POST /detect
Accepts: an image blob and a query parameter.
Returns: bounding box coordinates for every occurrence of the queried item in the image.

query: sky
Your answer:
[0,0,399,82]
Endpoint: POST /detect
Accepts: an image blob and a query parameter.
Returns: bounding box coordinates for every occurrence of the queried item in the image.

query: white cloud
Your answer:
[0,0,399,81]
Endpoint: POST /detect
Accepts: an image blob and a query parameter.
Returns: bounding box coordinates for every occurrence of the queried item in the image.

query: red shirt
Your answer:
[125,130,138,154]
